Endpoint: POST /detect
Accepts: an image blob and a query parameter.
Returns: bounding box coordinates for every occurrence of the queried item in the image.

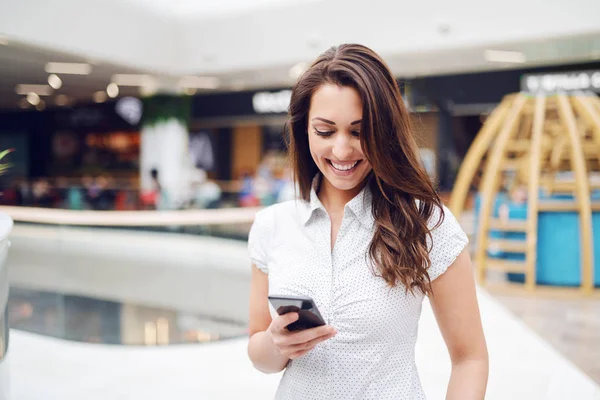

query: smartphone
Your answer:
[268,294,326,331]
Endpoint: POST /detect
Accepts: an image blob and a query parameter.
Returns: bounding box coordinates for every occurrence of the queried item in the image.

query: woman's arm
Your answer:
[247,264,290,373]
[429,249,489,400]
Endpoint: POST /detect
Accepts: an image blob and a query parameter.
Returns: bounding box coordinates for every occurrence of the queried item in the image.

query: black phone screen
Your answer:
[268,295,326,331]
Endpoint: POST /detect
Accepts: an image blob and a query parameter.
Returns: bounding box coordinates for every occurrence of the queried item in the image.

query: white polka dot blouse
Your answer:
[248,175,468,400]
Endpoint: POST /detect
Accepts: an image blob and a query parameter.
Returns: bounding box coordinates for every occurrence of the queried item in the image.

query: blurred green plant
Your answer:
[0,149,12,176]
[141,94,192,128]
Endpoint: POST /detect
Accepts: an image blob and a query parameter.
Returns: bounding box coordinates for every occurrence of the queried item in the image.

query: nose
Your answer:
[331,132,354,161]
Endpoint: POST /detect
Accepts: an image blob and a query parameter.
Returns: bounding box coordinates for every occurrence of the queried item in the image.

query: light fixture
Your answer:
[289,62,308,80]
[139,83,158,97]
[45,62,92,75]
[183,87,197,96]
[16,84,53,96]
[26,92,40,106]
[48,74,62,89]
[35,100,46,111]
[106,83,119,98]
[55,94,69,106]
[178,76,219,89]
[483,50,526,64]
[0,35,8,46]
[93,91,107,103]
[111,74,155,86]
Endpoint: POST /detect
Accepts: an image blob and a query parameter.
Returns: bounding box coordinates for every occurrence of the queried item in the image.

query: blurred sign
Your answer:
[252,90,291,114]
[521,70,600,94]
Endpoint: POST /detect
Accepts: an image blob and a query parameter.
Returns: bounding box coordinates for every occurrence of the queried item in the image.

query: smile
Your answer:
[328,159,362,172]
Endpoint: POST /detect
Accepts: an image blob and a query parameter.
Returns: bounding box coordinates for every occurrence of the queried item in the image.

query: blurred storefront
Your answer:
[190,89,290,181]
[0,99,141,181]
[1,61,599,205]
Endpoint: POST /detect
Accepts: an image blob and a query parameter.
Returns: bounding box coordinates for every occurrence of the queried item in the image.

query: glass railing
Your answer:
[1,205,260,347]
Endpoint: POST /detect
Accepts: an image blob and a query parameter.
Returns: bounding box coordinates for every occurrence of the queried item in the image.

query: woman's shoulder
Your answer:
[253,199,308,226]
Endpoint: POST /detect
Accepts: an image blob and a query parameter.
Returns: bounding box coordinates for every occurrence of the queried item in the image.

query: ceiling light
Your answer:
[0,35,8,46]
[55,94,69,106]
[483,50,526,64]
[139,83,158,97]
[48,74,62,89]
[178,76,219,89]
[45,62,92,75]
[111,74,155,86]
[289,62,308,80]
[36,100,46,111]
[183,87,197,96]
[16,84,53,96]
[27,92,40,106]
[107,83,119,98]
[93,91,107,103]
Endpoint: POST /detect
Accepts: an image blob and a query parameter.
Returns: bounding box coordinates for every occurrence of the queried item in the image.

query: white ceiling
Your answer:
[123,0,321,18]
[0,0,599,110]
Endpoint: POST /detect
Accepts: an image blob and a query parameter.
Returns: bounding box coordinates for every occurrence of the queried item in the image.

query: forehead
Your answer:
[309,84,362,123]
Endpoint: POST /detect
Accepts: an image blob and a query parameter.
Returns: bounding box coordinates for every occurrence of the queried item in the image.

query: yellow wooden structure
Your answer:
[450,93,600,295]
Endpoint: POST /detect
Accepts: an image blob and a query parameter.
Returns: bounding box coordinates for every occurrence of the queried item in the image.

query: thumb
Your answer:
[280,312,299,329]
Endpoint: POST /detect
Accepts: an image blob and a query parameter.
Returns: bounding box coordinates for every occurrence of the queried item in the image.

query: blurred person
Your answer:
[140,168,164,210]
[31,178,53,208]
[191,169,222,209]
[54,176,70,208]
[16,178,31,205]
[239,171,259,207]
[93,175,116,210]
[247,44,488,400]
[67,183,84,210]
[275,167,297,203]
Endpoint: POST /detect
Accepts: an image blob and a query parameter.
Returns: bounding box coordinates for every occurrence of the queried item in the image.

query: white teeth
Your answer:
[331,160,358,171]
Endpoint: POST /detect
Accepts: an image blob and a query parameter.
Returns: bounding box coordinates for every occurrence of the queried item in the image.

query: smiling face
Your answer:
[307,84,372,197]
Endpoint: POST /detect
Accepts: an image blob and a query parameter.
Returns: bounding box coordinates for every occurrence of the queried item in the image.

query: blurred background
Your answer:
[0,0,599,399]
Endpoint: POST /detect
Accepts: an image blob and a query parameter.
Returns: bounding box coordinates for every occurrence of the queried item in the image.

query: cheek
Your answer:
[308,135,327,160]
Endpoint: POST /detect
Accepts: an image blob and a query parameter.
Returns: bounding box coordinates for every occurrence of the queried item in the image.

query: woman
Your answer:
[247,44,488,399]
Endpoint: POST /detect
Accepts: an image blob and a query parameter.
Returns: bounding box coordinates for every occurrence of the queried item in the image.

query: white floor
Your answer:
[5,225,600,399]
[8,288,600,400]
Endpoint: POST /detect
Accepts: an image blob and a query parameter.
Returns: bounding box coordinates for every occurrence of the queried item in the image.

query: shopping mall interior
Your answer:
[0,0,600,399]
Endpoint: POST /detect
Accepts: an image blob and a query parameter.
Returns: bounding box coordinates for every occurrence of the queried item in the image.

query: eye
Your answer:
[314,128,334,137]
[351,131,360,138]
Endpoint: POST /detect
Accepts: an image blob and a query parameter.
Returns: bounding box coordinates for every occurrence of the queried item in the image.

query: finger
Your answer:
[286,325,336,346]
[288,331,335,352]
[275,312,299,331]
[275,328,335,354]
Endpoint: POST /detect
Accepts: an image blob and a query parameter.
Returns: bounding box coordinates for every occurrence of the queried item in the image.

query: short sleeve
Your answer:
[248,208,272,274]
[426,205,469,281]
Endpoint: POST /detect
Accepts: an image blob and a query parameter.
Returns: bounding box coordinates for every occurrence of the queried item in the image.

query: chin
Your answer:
[328,178,363,192]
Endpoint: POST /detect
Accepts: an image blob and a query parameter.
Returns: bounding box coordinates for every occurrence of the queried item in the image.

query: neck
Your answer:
[317,176,366,216]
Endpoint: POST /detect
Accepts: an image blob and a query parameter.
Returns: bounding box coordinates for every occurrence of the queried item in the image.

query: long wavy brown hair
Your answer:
[287,44,444,295]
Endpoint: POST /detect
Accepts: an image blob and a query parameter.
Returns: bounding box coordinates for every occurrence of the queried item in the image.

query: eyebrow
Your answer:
[312,117,362,126]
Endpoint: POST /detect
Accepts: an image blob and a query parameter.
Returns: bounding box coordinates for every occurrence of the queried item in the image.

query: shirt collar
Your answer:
[301,174,374,228]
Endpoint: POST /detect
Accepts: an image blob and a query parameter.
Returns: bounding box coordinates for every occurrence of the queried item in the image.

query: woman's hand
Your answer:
[267,312,337,360]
